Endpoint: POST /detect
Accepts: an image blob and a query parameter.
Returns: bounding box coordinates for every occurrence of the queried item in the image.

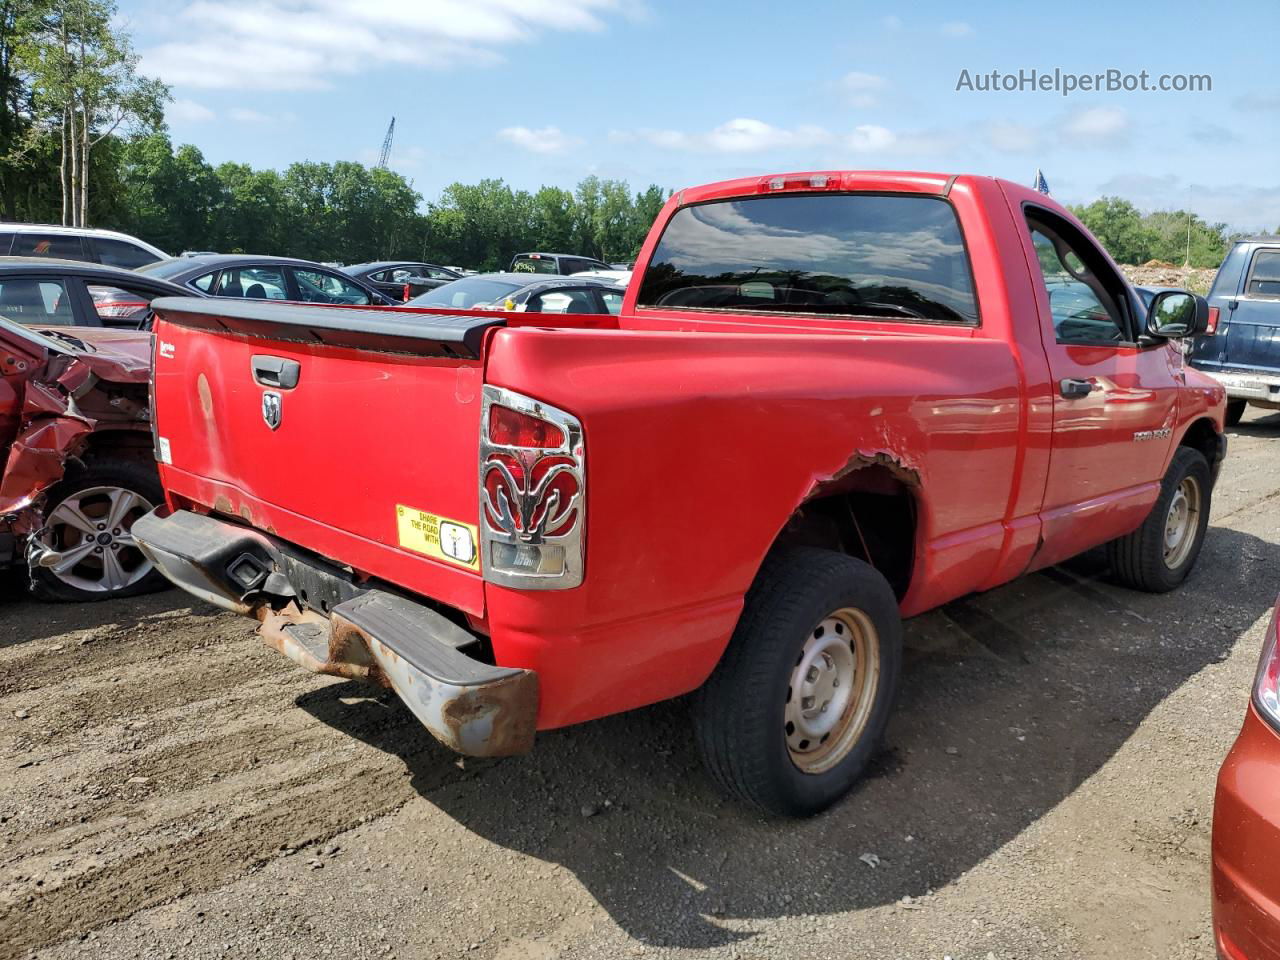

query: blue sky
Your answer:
[119,0,1280,230]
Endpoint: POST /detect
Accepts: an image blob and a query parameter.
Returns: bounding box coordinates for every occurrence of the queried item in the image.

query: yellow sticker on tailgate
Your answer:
[395,505,480,571]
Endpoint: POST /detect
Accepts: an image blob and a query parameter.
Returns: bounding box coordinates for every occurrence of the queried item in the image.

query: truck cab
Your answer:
[1190,236,1280,423]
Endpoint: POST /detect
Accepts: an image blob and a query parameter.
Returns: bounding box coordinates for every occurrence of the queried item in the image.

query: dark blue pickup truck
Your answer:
[1190,236,1280,424]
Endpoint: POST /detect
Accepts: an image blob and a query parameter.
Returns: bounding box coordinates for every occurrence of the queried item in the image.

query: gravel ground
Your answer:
[3,411,1279,960]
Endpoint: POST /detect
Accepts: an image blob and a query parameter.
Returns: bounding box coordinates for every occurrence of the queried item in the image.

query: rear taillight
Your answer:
[1252,602,1280,730]
[1206,306,1221,335]
[480,386,585,589]
[488,404,566,449]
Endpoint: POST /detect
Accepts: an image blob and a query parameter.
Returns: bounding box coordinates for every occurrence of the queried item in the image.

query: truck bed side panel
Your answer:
[481,326,1022,728]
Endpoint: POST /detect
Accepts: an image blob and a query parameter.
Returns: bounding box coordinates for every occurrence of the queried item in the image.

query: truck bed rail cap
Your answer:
[150,296,504,359]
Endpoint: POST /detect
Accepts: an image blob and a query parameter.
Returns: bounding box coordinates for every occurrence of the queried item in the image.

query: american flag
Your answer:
[1033,169,1051,195]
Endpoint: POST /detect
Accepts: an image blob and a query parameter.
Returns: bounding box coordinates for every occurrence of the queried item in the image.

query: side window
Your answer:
[0,278,75,325]
[1026,214,1129,345]
[216,267,288,299]
[293,268,372,305]
[191,272,217,292]
[86,283,156,327]
[1246,250,1280,300]
[426,267,456,280]
[95,237,159,269]
[527,288,598,314]
[600,290,623,315]
[0,232,14,255]
[12,233,85,260]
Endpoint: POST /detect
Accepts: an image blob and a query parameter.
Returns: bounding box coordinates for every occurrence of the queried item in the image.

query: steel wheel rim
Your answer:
[37,485,155,593]
[1163,475,1202,569]
[785,607,880,775]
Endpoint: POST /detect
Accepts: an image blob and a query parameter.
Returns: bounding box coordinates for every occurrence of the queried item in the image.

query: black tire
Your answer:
[1225,400,1246,427]
[693,547,902,817]
[1107,446,1211,593]
[28,458,168,602]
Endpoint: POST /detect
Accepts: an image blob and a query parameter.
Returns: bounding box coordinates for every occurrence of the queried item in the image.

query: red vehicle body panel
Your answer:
[149,170,1226,732]
[1214,599,1280,960]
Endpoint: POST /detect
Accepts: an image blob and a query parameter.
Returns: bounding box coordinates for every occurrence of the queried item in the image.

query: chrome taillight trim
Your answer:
[479,385,585,589]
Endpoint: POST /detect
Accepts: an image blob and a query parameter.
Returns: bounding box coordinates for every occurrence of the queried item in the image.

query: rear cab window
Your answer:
[635,193,979,324]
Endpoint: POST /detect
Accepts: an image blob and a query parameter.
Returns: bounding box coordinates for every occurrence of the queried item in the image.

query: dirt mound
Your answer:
[1120,263,1217,295]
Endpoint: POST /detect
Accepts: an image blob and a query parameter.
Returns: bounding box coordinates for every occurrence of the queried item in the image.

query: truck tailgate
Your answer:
[149,298,503,614]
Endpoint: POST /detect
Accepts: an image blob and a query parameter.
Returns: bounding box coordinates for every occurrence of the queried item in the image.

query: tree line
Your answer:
[1067,196,1251,269]
[109,134,669,267]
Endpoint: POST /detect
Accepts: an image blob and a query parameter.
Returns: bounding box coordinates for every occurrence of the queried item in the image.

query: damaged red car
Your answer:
[0,316,164,600]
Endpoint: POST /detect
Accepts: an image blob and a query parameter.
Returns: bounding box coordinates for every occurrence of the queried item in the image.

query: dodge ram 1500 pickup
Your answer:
[133,171,1226,816]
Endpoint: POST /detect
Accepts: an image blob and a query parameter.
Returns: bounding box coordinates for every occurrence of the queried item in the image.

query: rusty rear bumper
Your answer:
[132,507,538,757]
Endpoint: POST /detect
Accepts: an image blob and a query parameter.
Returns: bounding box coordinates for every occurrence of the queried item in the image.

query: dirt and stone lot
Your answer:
[3,411,1279,960]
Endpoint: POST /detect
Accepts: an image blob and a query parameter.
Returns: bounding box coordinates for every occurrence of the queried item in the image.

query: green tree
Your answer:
[1143,210,1229,268]
[1070,197,1155,265]
[18,0,166,226]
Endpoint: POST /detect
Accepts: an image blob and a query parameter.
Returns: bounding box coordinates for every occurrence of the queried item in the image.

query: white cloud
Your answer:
[986,120,1039,153]
[1062,106,1130,144]
[940,21,974,37]
[167,98,214,124]
[618,117,833,153]
[229,107,272,124]
[498,125,581,154]
[841,71,886,108]
[847,124,896,152]
[141,0,628,91]
[611,117,952,158]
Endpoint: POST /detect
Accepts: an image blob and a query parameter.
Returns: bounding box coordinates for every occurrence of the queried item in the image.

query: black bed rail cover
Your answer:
[150,297,505,360]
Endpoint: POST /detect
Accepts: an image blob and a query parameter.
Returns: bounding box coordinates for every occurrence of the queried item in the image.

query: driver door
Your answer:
[1022,206,1182,565]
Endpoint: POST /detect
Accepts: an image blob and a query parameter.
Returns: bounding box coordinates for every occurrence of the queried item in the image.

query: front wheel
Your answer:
[693,547,902,817]
[1107,446,1211,593]
[28,459,169,602]
[1225,400,1246,427]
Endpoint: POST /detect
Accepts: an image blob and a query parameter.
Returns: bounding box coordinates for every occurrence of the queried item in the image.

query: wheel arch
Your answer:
[1176,416,1226,483]
[762,455,921,602]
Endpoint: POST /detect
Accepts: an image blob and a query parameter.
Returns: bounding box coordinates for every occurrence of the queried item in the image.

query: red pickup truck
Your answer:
[133,171,1226,816]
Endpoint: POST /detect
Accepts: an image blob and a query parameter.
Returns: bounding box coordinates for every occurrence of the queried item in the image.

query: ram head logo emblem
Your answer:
[482,451,580,543]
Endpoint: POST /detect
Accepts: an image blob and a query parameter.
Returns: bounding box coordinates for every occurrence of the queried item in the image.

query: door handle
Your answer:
[251,355,301,389]
[1059,378,1095,399]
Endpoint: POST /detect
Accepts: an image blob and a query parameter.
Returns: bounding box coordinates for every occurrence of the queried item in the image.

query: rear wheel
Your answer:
[693,547,902,817]
[28,459,168,602]
[1107,446,1211,593]
[1225,400,1246,427]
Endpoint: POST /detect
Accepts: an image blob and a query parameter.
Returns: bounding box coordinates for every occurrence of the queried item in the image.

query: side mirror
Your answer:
[1146,290,1209,339]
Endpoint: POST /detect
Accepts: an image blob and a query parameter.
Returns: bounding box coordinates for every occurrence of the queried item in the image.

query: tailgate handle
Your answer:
[251,355,300,390]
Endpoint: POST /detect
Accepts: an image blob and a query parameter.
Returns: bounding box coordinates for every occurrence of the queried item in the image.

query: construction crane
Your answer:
[377,117,395,169]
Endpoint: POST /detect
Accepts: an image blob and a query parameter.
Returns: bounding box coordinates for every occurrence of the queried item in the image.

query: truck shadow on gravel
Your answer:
[300,524,1273,950]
